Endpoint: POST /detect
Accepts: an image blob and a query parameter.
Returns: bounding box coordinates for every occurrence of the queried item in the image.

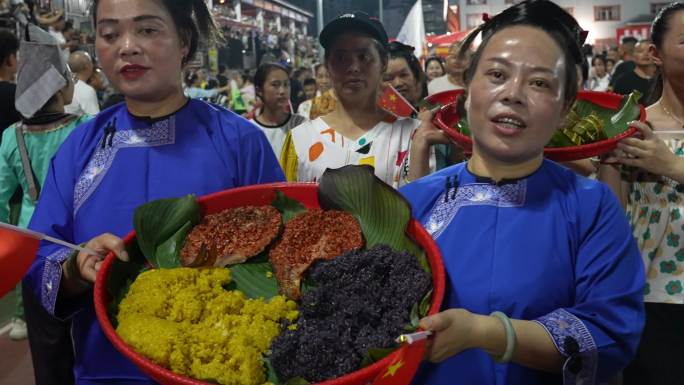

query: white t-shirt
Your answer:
[65,80,100,116]
[589,74,611,92]
[284,116,434,188]
[250,114,307,158]
[297,99,312,119]
[427,75,464,96]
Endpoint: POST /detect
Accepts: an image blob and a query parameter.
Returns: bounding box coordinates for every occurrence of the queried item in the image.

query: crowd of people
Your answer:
[0,0,682,385]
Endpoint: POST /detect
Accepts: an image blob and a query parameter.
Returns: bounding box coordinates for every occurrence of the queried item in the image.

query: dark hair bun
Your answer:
[479,0,583,64]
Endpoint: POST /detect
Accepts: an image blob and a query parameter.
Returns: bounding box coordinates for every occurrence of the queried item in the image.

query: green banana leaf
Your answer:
[272,190,307,224]
[317,165,427,269]
[608,91,642,137]
[360,347,398,368]
[457,118,471,137]
[555,91,642,144]
[133,194,200,268]
[154,221,194,269]
[546,130,576,147]
[404,288,433,332]
[409,302,420,329]
[226,253,279,299]
[263,357,284,384]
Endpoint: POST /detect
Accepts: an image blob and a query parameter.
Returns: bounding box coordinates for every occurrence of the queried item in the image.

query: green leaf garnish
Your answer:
[608,91,642,137]
[548,91,642,147]
[456,118,471,136]
[228,252,279,299]
[272,190,307,224]
[154,221,194,269]
[133,194,200,268]
[409,302,420,329]
[264,357,281,384]
[419,289,433,318]
[360,347,397,368]
[546,131,576,147]
[318,165,425,262]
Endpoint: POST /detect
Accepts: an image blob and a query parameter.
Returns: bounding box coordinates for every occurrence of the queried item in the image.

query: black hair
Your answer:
[646,2,684,105]
[0,30,18,66]
[303,78,317,87]
[92,0,222,66]
[424,56,445,75]
[592,55,606,66]
[254,62,290,96]
[621,36,638,45]
[388,41,427,100]
[218,64,226,73]
[458,0,583,108]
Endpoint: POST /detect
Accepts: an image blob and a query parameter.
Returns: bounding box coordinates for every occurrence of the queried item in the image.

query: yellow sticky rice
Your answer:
[116,267,298,385]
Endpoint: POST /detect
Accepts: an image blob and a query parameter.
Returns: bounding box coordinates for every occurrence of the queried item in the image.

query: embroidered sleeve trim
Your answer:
[535,308,598,385]
[40,247,72,316]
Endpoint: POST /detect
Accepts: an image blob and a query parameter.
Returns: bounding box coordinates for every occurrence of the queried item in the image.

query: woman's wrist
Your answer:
[61,251,92,295]
[411,132,433,150]
[469,313,507,356]
[664,156,684,183]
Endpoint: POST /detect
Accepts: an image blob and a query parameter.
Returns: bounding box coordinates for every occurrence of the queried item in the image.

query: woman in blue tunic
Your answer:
[22,0,284,384]
[400,1,645,384]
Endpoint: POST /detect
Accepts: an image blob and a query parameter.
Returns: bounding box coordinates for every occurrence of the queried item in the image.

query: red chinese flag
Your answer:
[371,339,427,385]
[0,226,40,297]
[378,85,417,118]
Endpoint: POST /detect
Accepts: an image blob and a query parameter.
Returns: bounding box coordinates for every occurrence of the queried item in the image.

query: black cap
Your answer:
[319,11,389,50]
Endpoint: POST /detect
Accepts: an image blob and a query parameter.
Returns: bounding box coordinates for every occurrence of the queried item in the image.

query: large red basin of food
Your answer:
[94,183,446,385]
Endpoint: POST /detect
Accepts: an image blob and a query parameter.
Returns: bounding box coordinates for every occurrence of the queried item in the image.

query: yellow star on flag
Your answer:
[383,359,404,378]
[389,94,397,102]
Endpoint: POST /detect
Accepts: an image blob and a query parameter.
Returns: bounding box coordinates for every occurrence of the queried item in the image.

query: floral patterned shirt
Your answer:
[625,137,684,303]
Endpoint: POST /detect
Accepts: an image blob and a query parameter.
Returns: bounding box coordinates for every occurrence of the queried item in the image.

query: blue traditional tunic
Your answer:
[400,160,645,385]
[23,99,285,384]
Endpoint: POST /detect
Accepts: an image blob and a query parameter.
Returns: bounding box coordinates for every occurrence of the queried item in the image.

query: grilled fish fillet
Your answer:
[181,206,282,267]
[269,210,363,299]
